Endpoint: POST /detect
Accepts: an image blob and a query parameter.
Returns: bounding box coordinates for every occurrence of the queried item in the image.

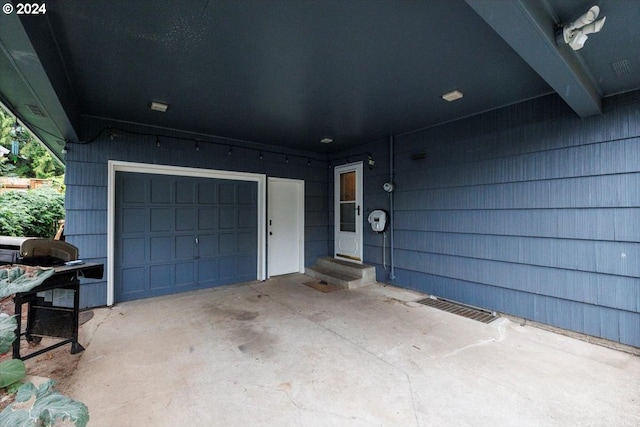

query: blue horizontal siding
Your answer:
[65,234,107,259]
[352,92,640,347]
[394,208,640,241]
[396,173,640,210]
[395,248,638,312]
[65,210,108,234]
[397,138,640,190]
[64,161,108,186]
[393,231,640,277]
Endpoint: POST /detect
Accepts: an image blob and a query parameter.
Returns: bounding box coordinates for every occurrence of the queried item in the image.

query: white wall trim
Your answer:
[107,160,267,306]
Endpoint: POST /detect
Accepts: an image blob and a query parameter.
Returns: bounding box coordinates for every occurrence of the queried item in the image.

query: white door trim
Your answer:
[267,177,305,277]
[334,161,363,263]
[107,160,267,306]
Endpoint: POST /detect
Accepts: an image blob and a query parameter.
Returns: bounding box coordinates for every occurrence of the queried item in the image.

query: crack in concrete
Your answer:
[81,306,115,348]
[420,318,509,362]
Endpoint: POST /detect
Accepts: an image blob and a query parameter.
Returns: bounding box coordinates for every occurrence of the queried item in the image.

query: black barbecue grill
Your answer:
[0,236,78,267]
[0,237,103,360]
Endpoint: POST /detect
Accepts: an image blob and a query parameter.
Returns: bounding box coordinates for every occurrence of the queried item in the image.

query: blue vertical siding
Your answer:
[65,118,330,308]
[351,91,640,347]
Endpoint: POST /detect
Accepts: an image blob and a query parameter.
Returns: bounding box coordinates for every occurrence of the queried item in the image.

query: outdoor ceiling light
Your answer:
[150,101,169,112]
[442,90,463,102]
[367,153,376,169]
[556,5,606,51]
[320,137,333,144]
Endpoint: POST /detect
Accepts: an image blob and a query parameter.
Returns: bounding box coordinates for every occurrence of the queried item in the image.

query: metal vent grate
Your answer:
[415,296,498,324]
[611,59,632,77]
[25,104,46,117]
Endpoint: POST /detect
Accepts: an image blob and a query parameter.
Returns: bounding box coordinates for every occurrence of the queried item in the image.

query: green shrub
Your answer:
[0,188,64,237]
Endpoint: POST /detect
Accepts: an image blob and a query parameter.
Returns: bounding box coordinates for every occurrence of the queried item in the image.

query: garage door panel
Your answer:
[122,237,146,263]
[237,255,256,278]
[122,178,146,203]
[238,232,255,253]
[121,267,146,294]
[150,208,173,232]
[122,208,146,233]
[176,181,195,204]
[198,259,218,283]
[116,172,258,302]
[198,209,219,230]
[238,209,256,228]
[219,256,237,279]
[150,236,172,261]
[176,208,196,230]
[175,235,196,259]
[151,179,172,203]
[176,262,195,286]
[219,233,238,254]
[219,184,236,204]
[238,184,254,205]
[150,265,173,289]
[198,182,218,204]
[219,208,236,229]
[198,233,218,257]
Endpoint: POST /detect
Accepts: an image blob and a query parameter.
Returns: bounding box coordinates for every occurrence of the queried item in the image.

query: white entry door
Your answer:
[334,162,363,263]
[268,177,304,276]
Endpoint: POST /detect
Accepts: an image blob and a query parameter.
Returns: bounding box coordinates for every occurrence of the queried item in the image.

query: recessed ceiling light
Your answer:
[150,101,169,112]
[442,90,463,102]
[320,137,333,144]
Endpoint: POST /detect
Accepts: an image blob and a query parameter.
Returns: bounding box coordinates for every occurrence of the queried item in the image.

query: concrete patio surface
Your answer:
[67,273,640,426]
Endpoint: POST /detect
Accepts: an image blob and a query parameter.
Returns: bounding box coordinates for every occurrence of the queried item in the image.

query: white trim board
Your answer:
[107,160,267,306]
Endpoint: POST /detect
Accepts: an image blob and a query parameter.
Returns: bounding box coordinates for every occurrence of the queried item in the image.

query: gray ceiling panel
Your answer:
[1,0,638,160]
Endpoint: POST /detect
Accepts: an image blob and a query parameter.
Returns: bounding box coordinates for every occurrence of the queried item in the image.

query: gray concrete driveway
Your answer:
[68,273,640,426]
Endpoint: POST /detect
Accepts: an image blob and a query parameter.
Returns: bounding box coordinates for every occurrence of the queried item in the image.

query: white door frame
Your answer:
[267,177,305,277]
[107,160,267,306]
[334,161,363,263]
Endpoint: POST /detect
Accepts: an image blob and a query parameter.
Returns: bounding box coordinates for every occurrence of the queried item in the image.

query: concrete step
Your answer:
[305,257,377,289]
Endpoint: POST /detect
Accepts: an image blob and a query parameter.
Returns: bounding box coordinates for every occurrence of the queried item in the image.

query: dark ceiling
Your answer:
[1,0,639,161]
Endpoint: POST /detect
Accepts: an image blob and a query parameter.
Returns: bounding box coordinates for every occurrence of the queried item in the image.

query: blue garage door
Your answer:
[115,172,258,302]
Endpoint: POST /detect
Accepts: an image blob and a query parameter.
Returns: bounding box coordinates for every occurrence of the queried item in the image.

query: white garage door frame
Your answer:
[107,160,267,306]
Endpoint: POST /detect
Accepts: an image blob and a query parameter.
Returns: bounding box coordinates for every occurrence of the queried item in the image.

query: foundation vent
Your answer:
[415,296,498,324]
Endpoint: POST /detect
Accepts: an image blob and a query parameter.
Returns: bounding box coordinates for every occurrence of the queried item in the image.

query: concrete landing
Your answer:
[305,256,376,288]
[68,273,640,427]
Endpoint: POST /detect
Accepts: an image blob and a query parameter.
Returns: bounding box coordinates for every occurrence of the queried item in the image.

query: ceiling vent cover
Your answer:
[25,104,46,117]
[611,59,632,77]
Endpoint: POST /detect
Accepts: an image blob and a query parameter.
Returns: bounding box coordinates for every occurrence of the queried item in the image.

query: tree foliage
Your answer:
[0,108,64,178]
[0,188,65,237]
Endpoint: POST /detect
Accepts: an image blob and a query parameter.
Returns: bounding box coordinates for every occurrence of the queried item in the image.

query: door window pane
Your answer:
[340,202,356,232]
[340,172,356,201]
